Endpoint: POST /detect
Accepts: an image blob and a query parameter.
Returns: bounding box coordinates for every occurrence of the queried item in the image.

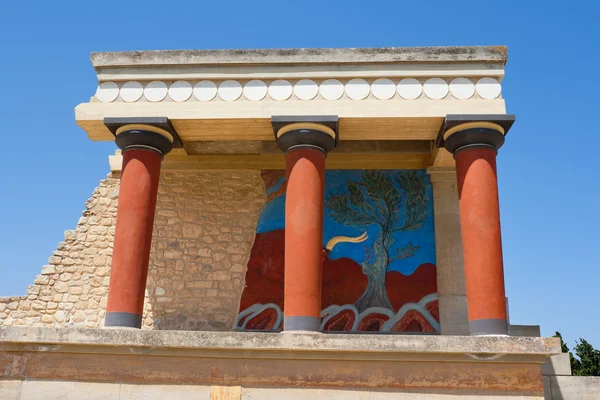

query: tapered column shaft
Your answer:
[105,149,162,328]
[283,147,326,331]
[455,146,507,335]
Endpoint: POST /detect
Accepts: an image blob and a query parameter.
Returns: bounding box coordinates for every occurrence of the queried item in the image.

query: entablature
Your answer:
[75,46,510,168]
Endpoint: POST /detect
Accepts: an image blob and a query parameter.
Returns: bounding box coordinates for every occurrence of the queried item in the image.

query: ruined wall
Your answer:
[147,171,265,330]
[0,171,265,329]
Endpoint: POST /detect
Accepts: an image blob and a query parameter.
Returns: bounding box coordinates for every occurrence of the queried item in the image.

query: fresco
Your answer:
[237,170,439,333]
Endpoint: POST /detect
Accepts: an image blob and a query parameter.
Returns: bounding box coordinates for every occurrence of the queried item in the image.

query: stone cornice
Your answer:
[76,46,510,147]
[91,46,508,68]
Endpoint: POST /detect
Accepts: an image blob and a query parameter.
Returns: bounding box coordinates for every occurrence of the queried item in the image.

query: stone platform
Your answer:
[0,327,560,399]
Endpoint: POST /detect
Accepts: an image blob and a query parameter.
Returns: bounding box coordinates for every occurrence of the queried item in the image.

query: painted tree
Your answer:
[326,170,428,312]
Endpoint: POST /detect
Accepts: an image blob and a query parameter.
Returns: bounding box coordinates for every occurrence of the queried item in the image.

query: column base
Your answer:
[284,316,320,332]
[105,312,142,329]
[470,318,508,336]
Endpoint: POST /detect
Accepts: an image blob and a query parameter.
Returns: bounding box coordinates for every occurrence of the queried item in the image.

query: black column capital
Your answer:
[272,115,339,154]
[436,114,515,155]
[104,117,183,156]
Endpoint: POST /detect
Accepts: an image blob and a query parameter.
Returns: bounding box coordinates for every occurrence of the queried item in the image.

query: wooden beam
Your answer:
[75,99,507,142]
[78,118,443,142]
[110,153,431,172]
[163,153,430,170]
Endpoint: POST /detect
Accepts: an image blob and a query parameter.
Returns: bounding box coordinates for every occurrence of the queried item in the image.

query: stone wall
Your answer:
[0,171,265,330]
[146,171,265,330]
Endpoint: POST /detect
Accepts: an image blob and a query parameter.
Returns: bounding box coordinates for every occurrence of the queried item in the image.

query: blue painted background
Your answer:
[257,170,436,275]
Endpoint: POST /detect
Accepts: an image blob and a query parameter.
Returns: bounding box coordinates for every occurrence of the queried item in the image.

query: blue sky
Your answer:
[1,1,598,348]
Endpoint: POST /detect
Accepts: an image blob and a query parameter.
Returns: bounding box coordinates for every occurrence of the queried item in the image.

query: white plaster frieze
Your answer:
[95,77,502,104]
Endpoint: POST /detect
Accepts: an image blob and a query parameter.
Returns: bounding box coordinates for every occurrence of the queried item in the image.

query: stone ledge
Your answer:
[0,327,560,393]
[0,327,560,363]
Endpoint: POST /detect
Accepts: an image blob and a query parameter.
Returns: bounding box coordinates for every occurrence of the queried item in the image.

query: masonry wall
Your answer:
[0,171,266,330]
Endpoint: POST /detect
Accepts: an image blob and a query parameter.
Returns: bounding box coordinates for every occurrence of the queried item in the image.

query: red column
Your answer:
[105,149,162,328]
[455,146,507,335]
[284,147,326,331]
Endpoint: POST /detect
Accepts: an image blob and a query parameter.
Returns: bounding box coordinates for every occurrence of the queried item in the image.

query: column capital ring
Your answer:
[272,115,339,154]
[436,114,515,156]
[104,117,183,156]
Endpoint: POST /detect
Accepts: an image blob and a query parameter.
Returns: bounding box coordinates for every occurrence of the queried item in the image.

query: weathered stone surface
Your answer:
[91,46,509,68]
[242,388,542,399]
[508,325,541,337]
[0,380,21,400]
[19,380,121,400]
[541,353,572,376]
[545,376,600,399]
[41,265,56,275]
[119,383,210,399]
[0,327,558,397]
[0,327,561,356]
[34,275,49,285]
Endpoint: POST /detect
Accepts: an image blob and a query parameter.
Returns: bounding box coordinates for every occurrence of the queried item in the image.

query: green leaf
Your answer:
[395,171,428,231]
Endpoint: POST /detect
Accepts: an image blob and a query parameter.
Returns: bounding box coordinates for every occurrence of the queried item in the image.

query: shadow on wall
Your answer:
[142,171,266,331]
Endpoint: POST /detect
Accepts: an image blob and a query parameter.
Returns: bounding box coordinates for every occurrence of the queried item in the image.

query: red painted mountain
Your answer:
[386,263,437,312]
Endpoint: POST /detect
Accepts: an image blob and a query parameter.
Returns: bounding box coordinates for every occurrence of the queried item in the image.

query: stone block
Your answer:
[508,325,541,337]
[546,376,600,399]
[119,383,210,399]
[41,315,54,323]
[54,282,68,293]
[542,353,572,376]
[183,224,203,238]
[41,265,56,275]
[26,285,40,295]
[0,380,21,400]
[210,385,241,400]
[54,310,66,323]
[440,322,469,336]
[164,249,183,259]
[34,275,50,285]
[543,376,552,400]
[438,295,468,328]
[19,380,121,399]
